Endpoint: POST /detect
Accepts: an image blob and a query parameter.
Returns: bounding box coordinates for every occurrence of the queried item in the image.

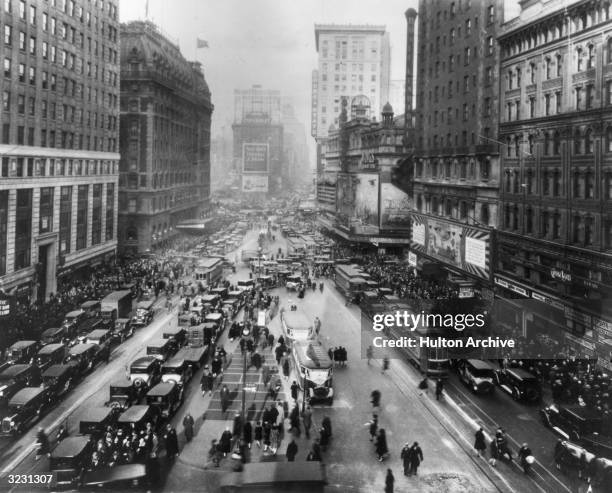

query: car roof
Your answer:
[163,355,186,368]
[559,405,602,421]
[147,338,170,348]
[52,436,91,458]
[130,356,158,368]
[118,405,151,423]
[42,364,72,378]
[506,368,538,380]
[82,464,147,486]
[37,343,65,354]
[146,382,176,397]
[41,327,64,336]
[69,343,97,354]
[81,407,115,423]
[9,340,37,349]
[81,301,100,307]
[0,364,32,377]
[65,309,85,318]
[86,329,110,338]
[9,387,46,406]
[466,359,496,370]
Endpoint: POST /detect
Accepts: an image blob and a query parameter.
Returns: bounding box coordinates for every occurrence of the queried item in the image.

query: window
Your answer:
[484,98,491,117]
[487,36,493,55]
[18,0,25,19]
[586,84,594,109]
[556,54,562,76]
[516,68,521,86]
[587,45,595,69]
[585,216,594,245]
[585,128,593,154]
[76,185,88,250]
[574,129,583,154]
[576,87,582,110]
[91,184,102,245]
[28,35,35,54]
[573,215,581,243]
[545,58,552,79]
[488,5,494,24]
[607,126,612,152]
[105,183,114,241]
[14,188,32,271]
[29,4,36,24]
[577,48,583,71]
[59,186,71,254]
[28,67,35,85]
[553,131,561,155]
[465,47,471,64]
[19,31,26,51]
[17,94,24,114]
[39,187,53,234]
[545,93,551,116]
[542,211,550,237]
[42,12,48,31]
[4,25,12,45]
[508,70,514,90]
[486,66,493,85]
[555,91,562,114]
[530,63,536,84]
[529,97,536,117]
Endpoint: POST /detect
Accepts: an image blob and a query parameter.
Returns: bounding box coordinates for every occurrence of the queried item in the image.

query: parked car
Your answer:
[107,380,141,410]
[116,405,161,433]
[132,300,155,327]
[84,329,112,360]
[161,356,193,387]
[35,343,68,373]
[162,327,187,348]
[49,436,92,489]
[458,359,496,394]
[6,340,39,365]
[79,407,119,437]
[61,310,87,339]
[40,327,68,346]
[42,364,76,399]
[0,387,52,435]
[76,318,105,343]
[0,364,39,406]
[66,343,100,374]
[145,382,183,420]
[495,367,542,403]
[128,357,162,392]
[146,338,176,362]
[111,318,134,343]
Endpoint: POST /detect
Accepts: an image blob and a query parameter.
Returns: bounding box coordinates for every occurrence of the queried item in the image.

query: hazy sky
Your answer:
[120,0,417,142]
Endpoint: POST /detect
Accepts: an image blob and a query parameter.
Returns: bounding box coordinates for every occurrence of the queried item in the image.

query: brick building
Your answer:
[496,0,612,362]
[118,21,213,254]
[0,0,120,302]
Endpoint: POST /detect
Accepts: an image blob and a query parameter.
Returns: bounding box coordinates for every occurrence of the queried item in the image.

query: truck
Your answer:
[100,290,133,321]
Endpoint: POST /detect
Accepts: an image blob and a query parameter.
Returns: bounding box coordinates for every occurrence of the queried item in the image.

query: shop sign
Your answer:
[408,252,417,267]
[594,317,612,339]
[459,287,474,298]
[550,299,565,310]
[564,306,592,325]
[551,269,572,282]
[565,333,595,352]
[508,285,528,296]
[531,292,548,302]
[0,298,9,317]
[494,277,509,288]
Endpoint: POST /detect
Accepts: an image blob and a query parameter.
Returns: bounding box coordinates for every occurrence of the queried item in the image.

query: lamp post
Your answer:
[257,246,262,276]
[240,324,251,447]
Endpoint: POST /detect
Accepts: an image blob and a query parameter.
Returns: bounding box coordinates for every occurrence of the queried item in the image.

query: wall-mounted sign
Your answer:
[0,298,9,317]
[551,269,572,282]
[459,287,474,298]
[243,143,269,173]
[408,252,417,267]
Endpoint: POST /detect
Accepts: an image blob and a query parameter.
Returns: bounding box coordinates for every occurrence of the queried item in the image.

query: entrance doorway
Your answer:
[36,241,57,302]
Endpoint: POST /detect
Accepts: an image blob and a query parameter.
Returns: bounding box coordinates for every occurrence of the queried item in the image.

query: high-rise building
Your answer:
[311,24,391,141]
[496,0,612,360]
[410,0,507,287]
[389,79,406,116]
[118,21,213,255]
[282,102,310,189]
[232,85,283,196]
[0,0,120,302]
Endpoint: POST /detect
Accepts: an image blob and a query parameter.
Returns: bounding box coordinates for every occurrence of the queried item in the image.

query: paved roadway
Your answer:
[0,225,588,493]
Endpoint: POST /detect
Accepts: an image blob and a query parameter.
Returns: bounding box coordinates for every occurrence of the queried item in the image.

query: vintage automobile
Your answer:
[116,404,161,433]
[79,406,119,437]
[495,367,542,403]
[129,356,162,391]
[108,380,141,409]
[222,298,241,318]
[1,387,52,435]
[145,381,183,420]
[49,436,92,489]
[111,318,134,343]
[161,356,193,387]
[40,327,68,346]
[204,312,225,334]
[227,290,245,308]
[200,293,221,308]
[81,464,148,490]
[210,287,229,300]
[84,329,113,358]
[458,359,496,394]
[42,364,76,398]
[35,343,68,372]
[66,343,101,374]
[6,340,39,364]
[76,318,105,343]
[132,300,155,327]
[162,326,187,348]
[61,310,87,342]
[80,300,101,319]
[285,275,302,291]
[146,338,176,362]
[541,403,612,459]
[0,364,39,405]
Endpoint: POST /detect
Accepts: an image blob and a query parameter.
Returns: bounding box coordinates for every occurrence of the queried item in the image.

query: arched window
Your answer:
[585,128,593,154]
[545,57,552,79]
[556,54,563,76]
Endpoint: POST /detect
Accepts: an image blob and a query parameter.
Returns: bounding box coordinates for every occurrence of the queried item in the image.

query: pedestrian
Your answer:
[375,429,389,462]
[366,345,374,365]
[286,437,298,461]
[382,356,389,375]
[407,441,423,475]
[400,443,411,475]
[322,416,332,438]
[314,316,321,335]
[243,420,253,449]
[290,380,300,402]
[208,439,220,467]
[517,443,533,474]
[302,404,313,439]
[385,469,395,493]
[435,378,444,401]
[220,384,231,413]
[164,424,179,459]
[263,421,272,452]
[371,389,381,409]
[319,282,324,293]
[474,427,487,457]
[262,365,271,386]
[367,414,378,442]
[254,421,263,448]
[182,413,194,442]
[282,355,290,379]
[219,427,232,457]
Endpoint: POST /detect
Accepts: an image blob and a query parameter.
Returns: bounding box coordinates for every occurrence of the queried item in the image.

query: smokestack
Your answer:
[404,8,417,130]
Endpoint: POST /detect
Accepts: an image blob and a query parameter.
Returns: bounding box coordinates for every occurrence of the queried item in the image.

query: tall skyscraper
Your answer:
[0,0,120,302]
[118,21,213,255]
[311,24,391,141]
[410,0,506,287]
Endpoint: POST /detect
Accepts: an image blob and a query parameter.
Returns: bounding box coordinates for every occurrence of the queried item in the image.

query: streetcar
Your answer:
[280,309,314,345]
[334,264,367,300]
[291,340,334,404]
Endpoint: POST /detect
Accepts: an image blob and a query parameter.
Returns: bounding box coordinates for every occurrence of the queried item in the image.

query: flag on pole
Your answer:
[196,38,209,49]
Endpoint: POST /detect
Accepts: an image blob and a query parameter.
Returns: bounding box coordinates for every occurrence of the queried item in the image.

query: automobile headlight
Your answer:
[9,421,14,426]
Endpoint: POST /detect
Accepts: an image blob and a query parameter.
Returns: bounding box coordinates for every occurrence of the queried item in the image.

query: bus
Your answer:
[291,341,333,404]
[280,310,314,344]
[334,264,367,299]
[384,313,450,378]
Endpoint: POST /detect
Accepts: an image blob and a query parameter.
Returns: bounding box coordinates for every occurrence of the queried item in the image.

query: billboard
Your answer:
[242,143,269,173]
[242,174,268,192]
[380,183,412,230]
[336,173,379,235]
[409,213,491,280]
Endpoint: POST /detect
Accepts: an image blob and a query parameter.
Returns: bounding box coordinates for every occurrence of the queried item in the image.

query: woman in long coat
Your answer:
[375,428,389,462]
[474,427,487,457]
[219,428,232,456]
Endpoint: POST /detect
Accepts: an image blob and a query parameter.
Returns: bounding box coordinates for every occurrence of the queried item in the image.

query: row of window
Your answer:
[1,122,117,151]
[427,128,491,150]
[414,157,491,181]
[414,194,491,225]
[428,3,495,32]
[424,38,494,80]
[0,155,117,178]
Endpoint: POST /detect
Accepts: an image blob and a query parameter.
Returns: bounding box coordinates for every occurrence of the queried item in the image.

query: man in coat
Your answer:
[220,385,231,413]
[286,437,298,461]
[302,405,313,439]
[290,380,300,402]
[201,366,214,396]
[400,443,411,475]
[182,413,194,442]
[164,424,179,460]
[407,442,424,475]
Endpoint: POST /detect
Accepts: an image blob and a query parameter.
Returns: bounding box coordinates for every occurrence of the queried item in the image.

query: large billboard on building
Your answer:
[242,143,269,173]
[409,213,491,280]
[336,173,379,235]
[380,183,412,230]
[242,174,268,192]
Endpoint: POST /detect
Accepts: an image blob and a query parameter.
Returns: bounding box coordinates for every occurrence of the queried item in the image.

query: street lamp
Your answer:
[257,247,262,275]
[240,324,252,450]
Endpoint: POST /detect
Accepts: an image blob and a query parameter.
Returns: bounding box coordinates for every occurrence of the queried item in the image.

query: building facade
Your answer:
[232,85,283,196]
[281,102,310,189]
[0,0,120,302]
[118,21,213,254]
[410,0,507,286]
[496,0,612,363]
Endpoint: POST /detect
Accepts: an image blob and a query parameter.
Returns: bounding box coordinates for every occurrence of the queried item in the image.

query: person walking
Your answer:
[254,421,263,448]
[400,443,411,475]
[219,427,232,457]
[164,424,179,460]
[385,469,395,493]
[517,443,533,474]
[367,414,379,442]
[382,356,390,375]
[371,390,381,409]
[407,442,423,475]
[375,428,389,462]
[243,420,253,449]
[302,404,313,439]
[290,380,300,402]
[435,378,444,401]
[366,345,374,365]
[182,413,194,442]
[322,416,332,438]
[286,437,298,462]
[208,439,220,467]
[220,385,231,413]
[474,427,487,457]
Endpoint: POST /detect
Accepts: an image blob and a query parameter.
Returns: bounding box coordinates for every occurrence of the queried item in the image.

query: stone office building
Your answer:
[0,0,120,302]
[496,0,612,364]
[118,21,213,254]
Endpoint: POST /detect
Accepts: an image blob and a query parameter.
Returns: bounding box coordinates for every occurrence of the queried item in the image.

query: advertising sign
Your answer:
[410,213,491,281]
[408,252,417,266]
[242,174,268,193]
[336,173,379,235]
[380,183,412,230]
[242,143,269,173]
